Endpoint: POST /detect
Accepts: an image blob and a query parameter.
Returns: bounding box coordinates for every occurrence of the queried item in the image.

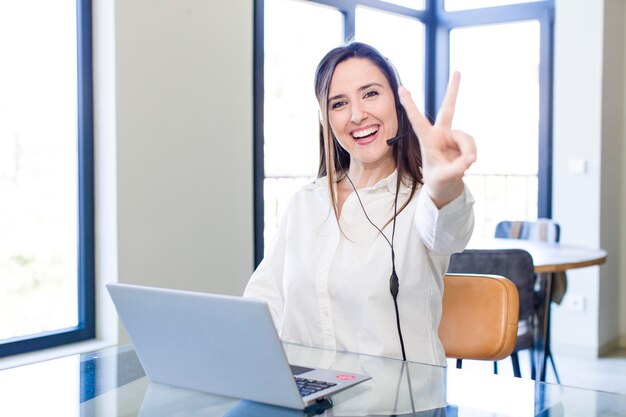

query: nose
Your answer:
[350,102,367,124]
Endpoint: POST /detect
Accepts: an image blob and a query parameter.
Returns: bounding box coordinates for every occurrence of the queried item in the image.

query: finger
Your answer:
[433,154,474,183]
[447,155,474,176]
[450,130,477,165]
[398,86,431,137]
[435,71,461,128]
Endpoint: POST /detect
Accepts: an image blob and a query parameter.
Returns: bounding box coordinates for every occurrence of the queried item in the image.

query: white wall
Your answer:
[552,0,626,357]
[622,2,626,344]
[94,0,119,345]
[600,0,625,350]
[114,0,254,340]
[552,0,603,357]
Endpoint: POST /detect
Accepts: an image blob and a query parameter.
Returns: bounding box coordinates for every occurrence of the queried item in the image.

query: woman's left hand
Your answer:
[399,71,476,208]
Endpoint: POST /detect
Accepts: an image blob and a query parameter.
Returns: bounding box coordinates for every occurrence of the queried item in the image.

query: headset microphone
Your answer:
[387,106,409,146]
[386,130,409,146]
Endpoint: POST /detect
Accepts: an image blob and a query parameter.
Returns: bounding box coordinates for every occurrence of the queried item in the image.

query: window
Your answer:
[451,20,542,239]
[0,0,94,356]
[445,0,542,11]
[255,0,553,262]
[355,6,425,108]
[261,0,343,253]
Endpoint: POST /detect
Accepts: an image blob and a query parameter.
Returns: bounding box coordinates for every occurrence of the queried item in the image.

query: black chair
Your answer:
[447,249,536,378]
[495,219,563,383]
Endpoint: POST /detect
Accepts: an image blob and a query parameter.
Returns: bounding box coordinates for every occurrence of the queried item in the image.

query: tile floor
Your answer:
[449,348,626,394]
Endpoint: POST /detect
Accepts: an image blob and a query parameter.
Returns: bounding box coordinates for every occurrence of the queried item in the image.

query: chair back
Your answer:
[448,249,535,320]
[447,249,535,351]
[495,219,560,242]
[494,218,567,304]
[439,273,519,361]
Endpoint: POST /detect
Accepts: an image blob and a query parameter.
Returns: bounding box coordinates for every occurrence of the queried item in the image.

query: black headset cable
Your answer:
[345,174,407,361]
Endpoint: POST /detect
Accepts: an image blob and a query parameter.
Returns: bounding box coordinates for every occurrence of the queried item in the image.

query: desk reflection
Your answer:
[131,344,447,417]
[6,344,622,417]
[282,343,446,416]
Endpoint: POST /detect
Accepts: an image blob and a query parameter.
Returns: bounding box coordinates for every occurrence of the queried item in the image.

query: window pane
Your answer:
[264,0,343,253]
[380,0,425,10]
[356,7,425,109]
[0,2,78,340]
[445,0,543,11]
[450,21,540,239]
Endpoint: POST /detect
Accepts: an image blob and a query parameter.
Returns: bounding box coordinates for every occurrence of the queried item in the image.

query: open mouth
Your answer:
[351,126,379,141]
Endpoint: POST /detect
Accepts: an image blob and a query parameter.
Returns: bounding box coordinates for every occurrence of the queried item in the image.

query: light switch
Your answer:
[568,158,587,174]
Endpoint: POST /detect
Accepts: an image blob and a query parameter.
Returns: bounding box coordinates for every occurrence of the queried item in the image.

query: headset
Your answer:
[386,58,411,147]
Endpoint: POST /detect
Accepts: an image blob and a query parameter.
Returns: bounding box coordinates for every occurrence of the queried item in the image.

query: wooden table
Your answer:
[470,238,607,273]
[467,238,607,382]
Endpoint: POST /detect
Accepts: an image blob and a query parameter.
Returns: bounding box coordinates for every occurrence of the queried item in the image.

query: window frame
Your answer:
[0,0,95,357]
[253,0,554,265]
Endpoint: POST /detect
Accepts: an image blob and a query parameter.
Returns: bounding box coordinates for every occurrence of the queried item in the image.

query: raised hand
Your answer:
[399,71,476,208]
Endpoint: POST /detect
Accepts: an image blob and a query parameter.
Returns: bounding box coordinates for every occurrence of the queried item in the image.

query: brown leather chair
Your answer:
[439,273,519,362]
[447,250,535,378]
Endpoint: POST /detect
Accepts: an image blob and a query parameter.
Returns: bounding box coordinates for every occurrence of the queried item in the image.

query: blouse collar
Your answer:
[312,169,413,195]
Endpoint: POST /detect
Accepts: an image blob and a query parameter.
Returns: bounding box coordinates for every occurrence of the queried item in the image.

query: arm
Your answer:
[243,209,288,327]
[401,72,476,254]
[415,182,475,255]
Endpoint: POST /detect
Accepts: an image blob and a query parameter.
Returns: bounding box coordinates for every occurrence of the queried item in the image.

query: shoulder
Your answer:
[295,176,330,196]
[274,178,332,231]
[305,176,328,190]
[283,177,330,210]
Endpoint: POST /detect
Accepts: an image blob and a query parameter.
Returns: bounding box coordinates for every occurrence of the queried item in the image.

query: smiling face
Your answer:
[327,57,398,172]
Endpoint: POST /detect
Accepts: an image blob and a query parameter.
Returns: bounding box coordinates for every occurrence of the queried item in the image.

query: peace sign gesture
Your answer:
[399,71,476,208]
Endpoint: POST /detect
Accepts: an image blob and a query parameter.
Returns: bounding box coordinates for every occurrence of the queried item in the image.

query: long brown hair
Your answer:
[314,42,423,225]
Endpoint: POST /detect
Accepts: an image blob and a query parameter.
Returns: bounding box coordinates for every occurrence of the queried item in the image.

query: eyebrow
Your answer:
[328,82,384,102]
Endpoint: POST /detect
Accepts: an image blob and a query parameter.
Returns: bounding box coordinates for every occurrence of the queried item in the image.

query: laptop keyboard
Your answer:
[295,377,337,397]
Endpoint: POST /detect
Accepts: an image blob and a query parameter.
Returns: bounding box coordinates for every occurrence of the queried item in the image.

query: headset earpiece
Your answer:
[384,58,408,147]
[386,57,402,88]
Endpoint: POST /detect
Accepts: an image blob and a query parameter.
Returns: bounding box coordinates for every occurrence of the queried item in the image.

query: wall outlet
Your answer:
[564,294,586,312]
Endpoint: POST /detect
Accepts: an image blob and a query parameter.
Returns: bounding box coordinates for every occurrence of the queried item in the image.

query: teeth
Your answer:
[352,126,378,139]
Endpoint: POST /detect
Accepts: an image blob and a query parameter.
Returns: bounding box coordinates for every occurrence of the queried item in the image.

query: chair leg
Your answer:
[530,348,536,380]
[511,353,522,378]
[456,359,463,369]
[549,352,561,384]
[493,361,498,374]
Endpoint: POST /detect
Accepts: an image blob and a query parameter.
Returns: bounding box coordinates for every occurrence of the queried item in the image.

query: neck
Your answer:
[346,160,396,189]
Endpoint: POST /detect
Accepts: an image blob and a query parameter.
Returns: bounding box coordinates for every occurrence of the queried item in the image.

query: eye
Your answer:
[363,90,379,99]
[331,100,347,110]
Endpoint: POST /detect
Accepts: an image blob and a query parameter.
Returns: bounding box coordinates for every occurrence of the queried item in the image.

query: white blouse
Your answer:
[244,171,474,365]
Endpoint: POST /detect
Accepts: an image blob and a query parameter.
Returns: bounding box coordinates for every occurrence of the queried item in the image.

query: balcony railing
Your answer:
[263,173,538,255]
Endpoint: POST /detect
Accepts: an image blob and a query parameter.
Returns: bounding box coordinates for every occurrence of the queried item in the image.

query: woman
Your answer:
[244,42,476,365]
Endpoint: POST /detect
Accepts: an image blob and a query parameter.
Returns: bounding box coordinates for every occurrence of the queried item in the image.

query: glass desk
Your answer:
[1,343,625,416]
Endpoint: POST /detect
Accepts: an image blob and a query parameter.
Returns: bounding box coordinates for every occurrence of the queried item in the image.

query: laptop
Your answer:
[106,282,370,410]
